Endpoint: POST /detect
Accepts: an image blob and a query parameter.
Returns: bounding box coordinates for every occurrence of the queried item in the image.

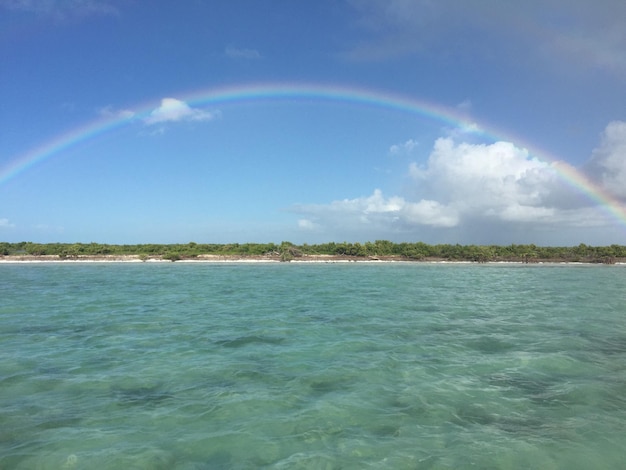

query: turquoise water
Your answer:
[1,262,625,469]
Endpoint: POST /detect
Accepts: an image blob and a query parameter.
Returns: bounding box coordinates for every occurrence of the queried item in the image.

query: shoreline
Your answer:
[1,254,624,265]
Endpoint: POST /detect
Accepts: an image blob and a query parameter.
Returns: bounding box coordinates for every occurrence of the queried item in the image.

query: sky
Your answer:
[1,0,626,246]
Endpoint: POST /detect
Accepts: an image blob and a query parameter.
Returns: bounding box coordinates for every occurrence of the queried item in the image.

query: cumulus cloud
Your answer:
[409,138,558,215]
[290,135,621,242]
[585,121,626,199]
[144,98,218,126]
[225,46,262,60]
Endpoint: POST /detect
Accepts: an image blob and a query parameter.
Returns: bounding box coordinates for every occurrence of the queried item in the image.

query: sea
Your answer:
[1,262,625,469]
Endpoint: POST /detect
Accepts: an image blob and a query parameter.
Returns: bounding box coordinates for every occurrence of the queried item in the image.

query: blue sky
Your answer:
[1,0,625,245]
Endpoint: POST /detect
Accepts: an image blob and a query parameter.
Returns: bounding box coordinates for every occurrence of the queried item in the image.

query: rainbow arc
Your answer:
[1,82,625,228]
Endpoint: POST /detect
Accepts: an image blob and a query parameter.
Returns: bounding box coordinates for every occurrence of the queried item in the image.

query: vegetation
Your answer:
[1,241,625,263]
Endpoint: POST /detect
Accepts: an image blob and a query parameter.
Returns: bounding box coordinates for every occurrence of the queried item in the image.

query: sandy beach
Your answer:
[1,254,624,264]
[0,254,402,263]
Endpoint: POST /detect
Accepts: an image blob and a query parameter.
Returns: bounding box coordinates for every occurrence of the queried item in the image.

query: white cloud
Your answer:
[99,105,135,120]
[293,188,458,235]
[586,121,626,199]
[409,138,557,214]
[400,198,458,227]
[144,98,218,126]
[497,204,555,223]
[406,138,566,224]
[225,46,262,60]
[0,218,15,228]
[298,219,319,231]
[290,135,619,242]
[389,138,418,155]
[443,121,482,139]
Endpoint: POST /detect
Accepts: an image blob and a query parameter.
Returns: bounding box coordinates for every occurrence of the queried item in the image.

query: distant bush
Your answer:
[163,252,181,262]
[1,241,625,263]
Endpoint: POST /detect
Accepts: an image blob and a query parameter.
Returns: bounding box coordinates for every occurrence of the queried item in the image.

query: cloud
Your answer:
[389,138,418,155]
[542,3,626,74]
[0,0,118,20]
[408,137,612,226]
[144,98,218,126]
[225,46,262,60]
[293,188,458,235]
[99,105,135,120]
[442,121,482,140]
[343,0,434,58]
[344,0,626,74]
[457,99,472,112]
[409,138,558,215]
[0,218,15,228]
[298,219,319,231]
[585,121,626,199]
[290,134,620,242]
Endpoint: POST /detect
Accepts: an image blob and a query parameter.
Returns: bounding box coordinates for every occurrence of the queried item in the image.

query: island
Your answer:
[1,241,625,264]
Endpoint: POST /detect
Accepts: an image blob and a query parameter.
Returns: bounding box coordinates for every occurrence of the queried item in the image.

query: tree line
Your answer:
[2,241,625,263]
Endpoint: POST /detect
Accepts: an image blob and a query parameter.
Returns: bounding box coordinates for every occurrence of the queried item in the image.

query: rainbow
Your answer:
[2,82,625,228]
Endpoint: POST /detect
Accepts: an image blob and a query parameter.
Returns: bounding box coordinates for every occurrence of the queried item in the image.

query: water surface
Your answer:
[1,263,625,468]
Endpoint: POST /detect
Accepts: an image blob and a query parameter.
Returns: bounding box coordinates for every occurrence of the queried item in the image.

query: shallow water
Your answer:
[1,263,625,469]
